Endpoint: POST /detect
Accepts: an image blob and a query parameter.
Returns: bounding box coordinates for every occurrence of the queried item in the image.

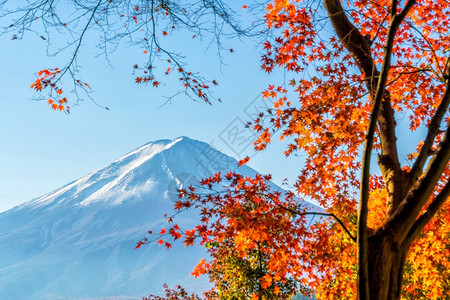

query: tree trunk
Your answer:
[367,232,410,300]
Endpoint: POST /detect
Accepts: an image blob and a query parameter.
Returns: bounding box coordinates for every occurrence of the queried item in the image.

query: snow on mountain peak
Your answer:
[0,136,223,299]
[0,136,315,299]
[25,137,236,209]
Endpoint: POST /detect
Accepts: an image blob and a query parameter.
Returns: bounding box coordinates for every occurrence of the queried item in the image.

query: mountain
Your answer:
[0,137,312,299]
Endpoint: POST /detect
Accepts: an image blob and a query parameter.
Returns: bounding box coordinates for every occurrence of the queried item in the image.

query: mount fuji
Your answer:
[0,137,308,299]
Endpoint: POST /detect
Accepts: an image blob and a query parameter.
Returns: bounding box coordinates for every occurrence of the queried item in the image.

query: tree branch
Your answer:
[409,60,450,184]
[301,212,357,242]
[323,1,416,298]
[322,1,374,297]
[54,0,104,84]
[268,195,356,242]
[323,0,374,76]
[377,0,416,216]
[404,179,450,247]
[387,122,450,243]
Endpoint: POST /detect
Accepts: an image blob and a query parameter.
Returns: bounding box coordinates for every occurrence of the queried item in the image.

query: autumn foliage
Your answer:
[140,0,449,299]
[30,68,70,112]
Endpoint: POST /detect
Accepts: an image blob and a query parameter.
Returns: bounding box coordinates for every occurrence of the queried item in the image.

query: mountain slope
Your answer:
[0,137,311,299]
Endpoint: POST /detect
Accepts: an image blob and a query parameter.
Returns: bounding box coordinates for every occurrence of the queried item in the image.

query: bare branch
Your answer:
[270,198,356,242]
[1,0,261,105]
[55,0,103,85]
[301,212,357,242]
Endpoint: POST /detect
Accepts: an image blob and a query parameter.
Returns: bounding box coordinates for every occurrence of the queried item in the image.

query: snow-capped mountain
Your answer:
[0,137,310,299]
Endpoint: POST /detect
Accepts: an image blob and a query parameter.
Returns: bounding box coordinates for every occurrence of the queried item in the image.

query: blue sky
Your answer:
[0,20,308,213]
[0,4,427,213]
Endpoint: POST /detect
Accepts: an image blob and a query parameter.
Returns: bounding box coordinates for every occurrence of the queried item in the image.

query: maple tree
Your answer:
[142,0,449,299]
[253,1,449,299]
[2,0,449,299]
